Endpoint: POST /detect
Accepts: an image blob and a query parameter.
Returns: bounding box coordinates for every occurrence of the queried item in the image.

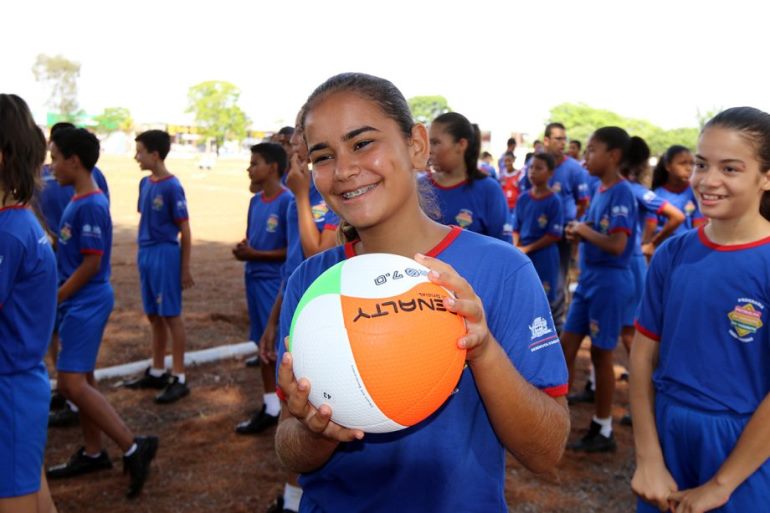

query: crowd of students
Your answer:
[2,77,770,513]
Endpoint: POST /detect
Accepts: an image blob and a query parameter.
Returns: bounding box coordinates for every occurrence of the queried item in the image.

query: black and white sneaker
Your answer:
[123,436,159,499]
[48,402,80,428]
[124,368,170,390]
[155,376,190,404]
[235,405,279,435]
[47,447,112,479]
[567,381,595,405]
[567,420,617,453]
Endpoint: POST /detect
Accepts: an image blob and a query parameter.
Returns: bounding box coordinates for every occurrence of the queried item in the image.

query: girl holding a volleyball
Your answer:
[274,73,570,513]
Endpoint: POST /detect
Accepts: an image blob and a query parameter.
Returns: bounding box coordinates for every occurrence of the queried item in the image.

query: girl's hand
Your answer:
[277,348,364,443]
[565,221,582,242]
[286,153,311,197]
[258,323,277,364]
[631,461,679,511]
[667,479,731,513]
[414,253,491,362]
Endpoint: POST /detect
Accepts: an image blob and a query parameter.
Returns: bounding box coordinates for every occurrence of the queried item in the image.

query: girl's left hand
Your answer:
[414,253,492,362]
[667,479,731,513]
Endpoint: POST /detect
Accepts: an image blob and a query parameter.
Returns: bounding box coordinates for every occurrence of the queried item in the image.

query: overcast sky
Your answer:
[3,0,767,147]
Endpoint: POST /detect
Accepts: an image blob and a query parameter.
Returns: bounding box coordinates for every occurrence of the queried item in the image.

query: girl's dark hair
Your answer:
[0,94,46,205]
[591,127,648,178]
[432,112,486,182]
[250,142,288,176]
[299,72,438,242]
[532,152,556,171]
[651,145,690,190]
[619,136,651,182]
[704,106,770,221]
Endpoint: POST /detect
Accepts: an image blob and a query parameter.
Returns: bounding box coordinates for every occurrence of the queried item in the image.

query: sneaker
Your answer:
[245,356,261,367]
[567,420,617,453]
[567,381,595,405]
[620,412,633,426]
[124,368,170,390]
[265,494,297,513]
[48,403,80,428]
[235,405,279,435]
[50,391,67,411]
[47,447,112,479]
[154,376,190,404]
[123,436,159,499]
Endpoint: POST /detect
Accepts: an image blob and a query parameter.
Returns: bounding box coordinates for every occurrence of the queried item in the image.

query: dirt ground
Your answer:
[45,155,637,512]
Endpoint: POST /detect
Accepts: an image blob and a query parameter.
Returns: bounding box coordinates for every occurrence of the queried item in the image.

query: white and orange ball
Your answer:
[289,253,467,433]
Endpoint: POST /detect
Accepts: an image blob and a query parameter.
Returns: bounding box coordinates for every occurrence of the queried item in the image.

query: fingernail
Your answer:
[458,338,467,348]
[445,297,455,308]
[415,253,425,260]
[429,270,440,279]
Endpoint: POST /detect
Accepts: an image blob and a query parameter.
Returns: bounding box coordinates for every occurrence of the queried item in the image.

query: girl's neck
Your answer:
[705,213,770,246]
[433,164,467,186]
[600,168,622,187]
[665,176,689,192]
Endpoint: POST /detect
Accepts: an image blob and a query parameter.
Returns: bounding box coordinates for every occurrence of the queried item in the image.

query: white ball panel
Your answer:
[340,253,431,299]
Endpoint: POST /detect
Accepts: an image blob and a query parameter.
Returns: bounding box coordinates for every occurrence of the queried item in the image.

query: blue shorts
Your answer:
[528,245,560,303]
[138,244,181,317]
[624,254,647,327]
[245,274,281,344]
[0,363,49,498]
[564,267,634,350]
[57,283,114,372]
[637,393,770,512]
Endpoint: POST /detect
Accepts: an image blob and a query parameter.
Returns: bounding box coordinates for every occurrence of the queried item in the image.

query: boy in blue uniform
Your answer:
[513,152,563,304]
[232,143,292,434]
[274,73,569,513]
[124,130,193,404]
[44,127,158,499]
[0,93,58,513]
[632,107,770,513]
[561,127,640,452]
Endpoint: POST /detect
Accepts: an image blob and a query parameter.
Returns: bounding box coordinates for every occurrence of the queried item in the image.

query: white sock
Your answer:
[124,443,138,457]
[282,483,302,512]
[66,400,79,412]
[588,365,596,390]
[149,367,166,378]
[593,415,612,437]
[174,373,186,384]
[264,392,280,417]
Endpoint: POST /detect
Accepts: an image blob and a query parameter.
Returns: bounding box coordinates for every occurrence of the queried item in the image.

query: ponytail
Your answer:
[652,145,690,190]
[620,136,651,182]
[433,112,486,182]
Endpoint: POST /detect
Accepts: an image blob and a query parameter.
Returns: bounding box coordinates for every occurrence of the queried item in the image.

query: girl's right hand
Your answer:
[286,153,311,197]
[631,461,679,511]
[277,348,365,443]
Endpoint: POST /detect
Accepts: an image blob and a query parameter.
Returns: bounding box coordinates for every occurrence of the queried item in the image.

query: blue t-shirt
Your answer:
[278,227,568,513]
[512,191,563,245]
[653,185,704,236]
[421,175,510,241]
[520,156,589,223]
[636,227,770,415]
[137,175,189,247]
[57,191,112,291]
[282,184,339,283]
[628,182,667,256]
[580,180,637,269]
[0,207,57,375]
[245,188,292,279]
[39,164,110,233]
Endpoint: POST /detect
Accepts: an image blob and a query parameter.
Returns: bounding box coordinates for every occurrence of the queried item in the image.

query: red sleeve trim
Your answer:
[174,217,189,224]
[546,233,561,240]
[655,201,669,215]
[323,223,338,231]
[634,321,660,342]
[543,384,568,398]
[80,249,104,255]
[276,386,286,402]
[609,227,631,236]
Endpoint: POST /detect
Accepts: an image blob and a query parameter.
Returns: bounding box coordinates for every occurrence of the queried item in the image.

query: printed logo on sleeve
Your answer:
[528,316,558,352]
[643,191,657,202]
[266,214,279,233]
[611,205,629,218]
[455,209,474,228]
[728,298,764,343]
[82,224,102,238]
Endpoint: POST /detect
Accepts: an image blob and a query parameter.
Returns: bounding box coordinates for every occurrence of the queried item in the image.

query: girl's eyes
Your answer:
[353,139,372,151]
[693,161,707,171]
[311,154,332,166]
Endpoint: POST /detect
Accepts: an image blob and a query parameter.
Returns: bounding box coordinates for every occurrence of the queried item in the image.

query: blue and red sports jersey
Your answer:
[39,164,110,233]
[520,156,589,223]
[653,185,704,235]
[137,175,189,247]
[512,190,563,245]
[0,207,57,375]
[636,226,770,415]
[282,183,339,283]
[245,187,292,279]
[57,191,112,290]
[420,174,510,241]
[580,179,637,269]
[628,182,668,256]
[278,227,567,513]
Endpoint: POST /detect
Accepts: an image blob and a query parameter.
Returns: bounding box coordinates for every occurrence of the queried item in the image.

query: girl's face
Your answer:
[304,91,428,232]
[247,152,273,189]
[665,150,694,182]
[692,126,770,222]
[584,137,616,177]
[428,123,465,173]
[528,158,551,187]
[49,142,75,186]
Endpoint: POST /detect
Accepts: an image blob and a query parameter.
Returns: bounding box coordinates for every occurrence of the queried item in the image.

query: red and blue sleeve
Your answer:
[634,245,669,341]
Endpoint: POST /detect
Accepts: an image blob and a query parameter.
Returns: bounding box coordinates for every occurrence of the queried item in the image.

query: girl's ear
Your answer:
[760,169,770,193]
[409,123,430,170]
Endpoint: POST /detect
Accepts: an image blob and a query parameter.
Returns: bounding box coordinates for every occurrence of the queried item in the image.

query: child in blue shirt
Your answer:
[632,107,770,512]
[651,145,707,236]
[44,127,158,499]
[124,130,193,404]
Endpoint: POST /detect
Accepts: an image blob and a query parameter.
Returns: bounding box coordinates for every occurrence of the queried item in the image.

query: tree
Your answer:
[408,95,451,124]
[186,81,249,154]
[32,54,82,121]
[93,107,133,134]
[548,102,699,155]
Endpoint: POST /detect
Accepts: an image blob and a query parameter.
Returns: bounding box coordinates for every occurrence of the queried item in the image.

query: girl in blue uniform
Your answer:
[274,73,570,513]
[631,108,770,512]
[0,94,58,513]
[422,112,510,241]
[651,145,707,236]
[561,127,640,452]
[513,152,563,304]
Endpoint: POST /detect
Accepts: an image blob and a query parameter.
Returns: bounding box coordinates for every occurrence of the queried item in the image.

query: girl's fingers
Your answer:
[414,253,474,300]
[445,297,483,324]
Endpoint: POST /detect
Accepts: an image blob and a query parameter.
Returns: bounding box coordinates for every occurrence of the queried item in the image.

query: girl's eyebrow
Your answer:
[695,154,745,165]
[308,126,380,155]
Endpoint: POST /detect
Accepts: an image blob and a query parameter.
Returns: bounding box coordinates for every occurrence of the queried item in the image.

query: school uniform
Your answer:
[653,185,704,236]
[40,164,110,234]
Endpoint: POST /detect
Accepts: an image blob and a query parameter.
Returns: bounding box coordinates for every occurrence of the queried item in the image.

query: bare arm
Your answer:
[569,222,628,256]
[178,220,194,289]
[519,234,560,255]
[287,153,337,257]
[58,253,102,303]
[650,203,684,247]
[232,242,288,262]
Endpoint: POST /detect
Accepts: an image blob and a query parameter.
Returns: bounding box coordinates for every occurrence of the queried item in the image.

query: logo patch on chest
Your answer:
[728,299,764,342]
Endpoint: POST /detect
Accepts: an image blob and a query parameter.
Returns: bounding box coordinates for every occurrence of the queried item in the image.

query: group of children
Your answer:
[3,75,770,512]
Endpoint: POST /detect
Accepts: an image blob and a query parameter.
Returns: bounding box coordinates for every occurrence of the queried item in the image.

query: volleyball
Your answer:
[288,253,467,433]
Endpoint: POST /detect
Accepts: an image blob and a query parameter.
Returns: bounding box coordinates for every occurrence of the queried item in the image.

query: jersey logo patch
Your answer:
[152,195,164,211]
[529,317,552,339]
[59,224,72,243]
[728,299,764,342]
[455,209,473,228]
[552,182,562,193]
[599,215,610,234]
[537,213,548,228]
[684,200,696,215]
[311,202,329,221]
[266,214,279,233]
